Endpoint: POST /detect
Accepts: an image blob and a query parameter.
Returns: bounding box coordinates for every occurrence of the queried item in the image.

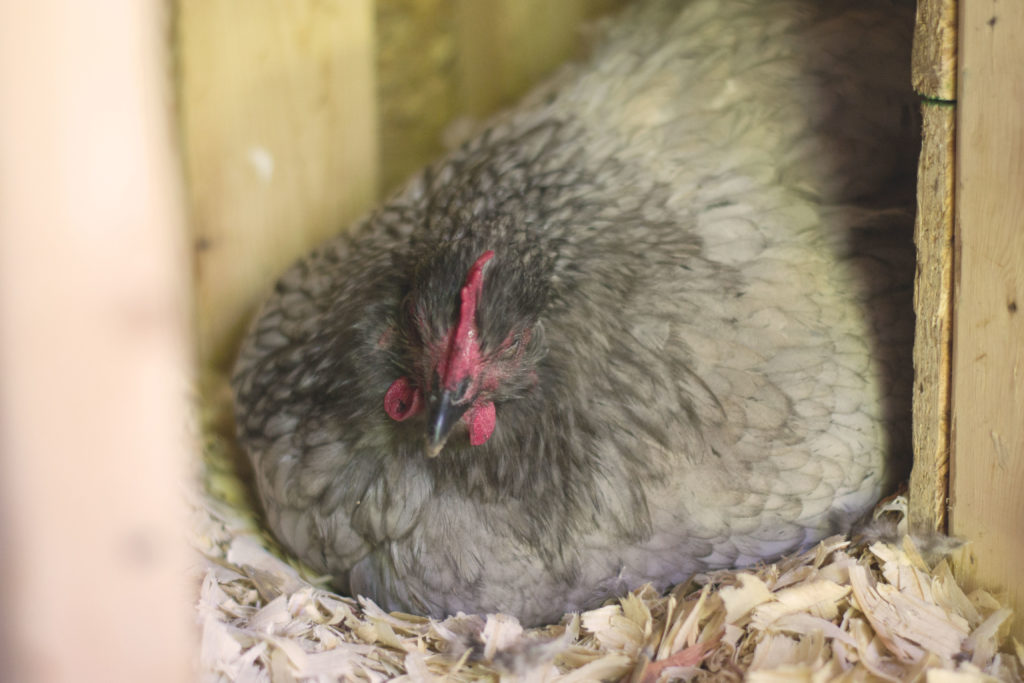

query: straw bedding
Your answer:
[193,376,1022,682]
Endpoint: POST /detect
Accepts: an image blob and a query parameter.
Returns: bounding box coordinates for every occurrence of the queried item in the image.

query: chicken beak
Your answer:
[425,388,470,458]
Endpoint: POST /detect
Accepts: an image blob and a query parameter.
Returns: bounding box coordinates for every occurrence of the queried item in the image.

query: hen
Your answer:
[232,0,918,627]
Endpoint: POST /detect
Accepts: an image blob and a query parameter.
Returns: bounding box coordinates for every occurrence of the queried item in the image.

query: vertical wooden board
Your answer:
[0,1,193,680]
[909,103,955,534]
[912,0,958,100]
[179,0,378,371]
[951,0,1024,642]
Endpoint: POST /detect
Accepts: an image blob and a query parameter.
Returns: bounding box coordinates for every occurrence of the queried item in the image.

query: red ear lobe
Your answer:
[384,377,423,421]
[466,401,496,446]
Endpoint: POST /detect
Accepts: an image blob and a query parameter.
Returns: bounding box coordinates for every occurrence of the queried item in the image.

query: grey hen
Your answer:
[232,0,918,627]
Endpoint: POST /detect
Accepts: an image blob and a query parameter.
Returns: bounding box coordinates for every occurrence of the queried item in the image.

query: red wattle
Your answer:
[466,401,496,446]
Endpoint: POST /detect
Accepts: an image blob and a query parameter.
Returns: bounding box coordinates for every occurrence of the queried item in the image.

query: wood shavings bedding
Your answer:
[194,382,1022,682]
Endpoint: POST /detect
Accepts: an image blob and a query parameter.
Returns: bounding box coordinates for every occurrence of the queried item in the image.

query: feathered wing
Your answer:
[233,232,402,583]
[524,0,916,581]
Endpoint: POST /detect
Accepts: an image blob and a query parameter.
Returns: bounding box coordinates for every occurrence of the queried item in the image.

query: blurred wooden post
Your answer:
[179,0,379,372]
[0,1,193,681]
[950,0,1024,643]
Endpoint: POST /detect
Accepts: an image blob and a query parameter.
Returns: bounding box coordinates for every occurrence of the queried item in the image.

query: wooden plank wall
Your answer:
[179,0,379,372]
[910,0,1024,644]
[950,0,1024,643]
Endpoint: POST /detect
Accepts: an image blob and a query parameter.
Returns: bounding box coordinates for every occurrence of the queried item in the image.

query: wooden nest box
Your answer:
[183,0,1024,642]
[0,0,1020,679]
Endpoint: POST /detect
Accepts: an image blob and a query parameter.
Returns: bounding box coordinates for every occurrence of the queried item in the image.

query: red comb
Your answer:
[440,250,494,391]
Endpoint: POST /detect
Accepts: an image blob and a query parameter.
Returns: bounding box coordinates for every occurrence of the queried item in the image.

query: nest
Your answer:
[194,377,1023,682]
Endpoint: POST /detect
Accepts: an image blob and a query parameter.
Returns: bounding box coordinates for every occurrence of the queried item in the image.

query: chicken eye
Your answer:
[499,328,534,359]
[502,334,522,357]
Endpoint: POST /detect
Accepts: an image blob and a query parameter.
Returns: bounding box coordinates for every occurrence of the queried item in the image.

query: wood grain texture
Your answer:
[950,0,1024,642]
[179,0,378,370]
[909,103,955,534]
[376,0,630,194]
[0,1,193,679]
[912,0,957,100]
[376,0,458,192]
[454,0,597,117]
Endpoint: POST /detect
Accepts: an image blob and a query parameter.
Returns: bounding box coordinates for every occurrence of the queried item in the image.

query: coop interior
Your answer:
[0,0,1021,681]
